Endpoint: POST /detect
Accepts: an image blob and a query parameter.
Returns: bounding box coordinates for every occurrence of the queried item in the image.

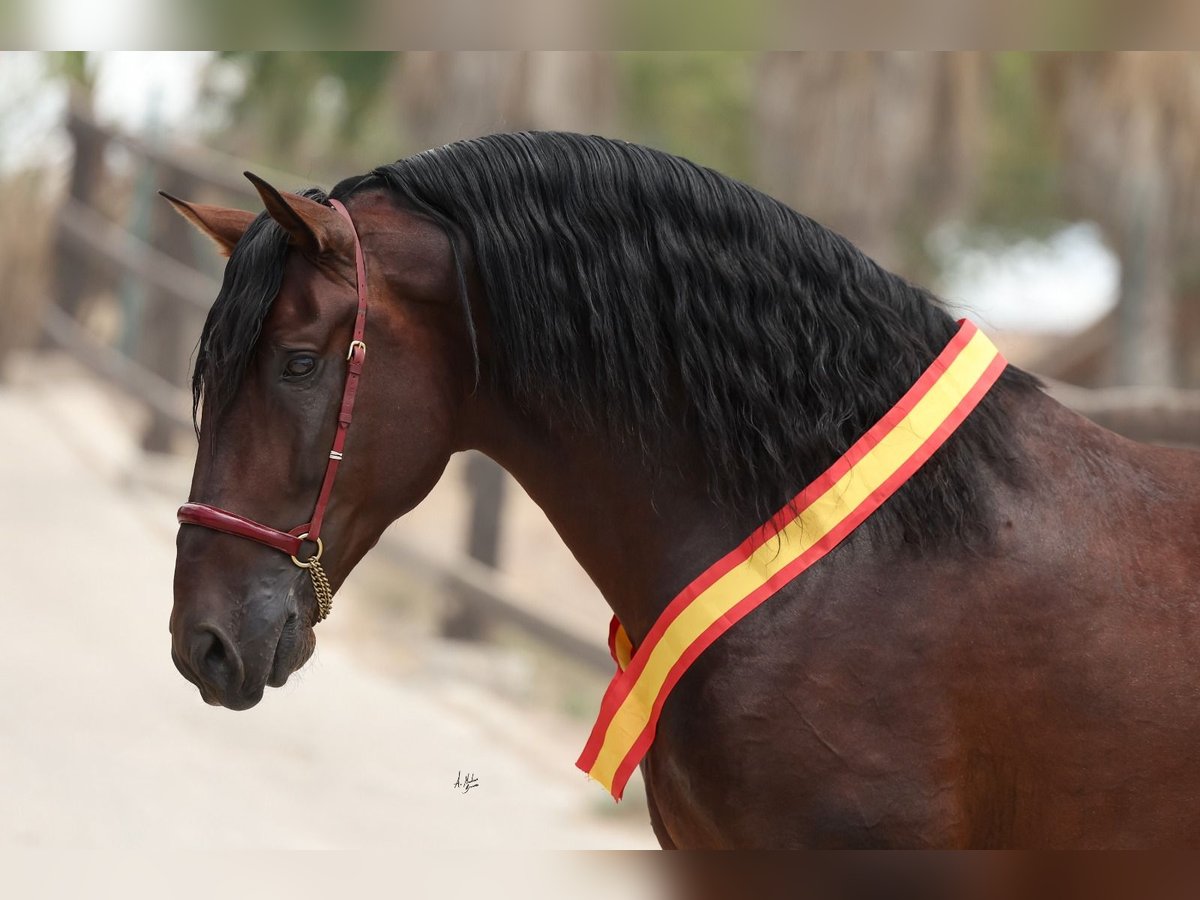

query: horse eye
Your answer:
[283,355,317,379]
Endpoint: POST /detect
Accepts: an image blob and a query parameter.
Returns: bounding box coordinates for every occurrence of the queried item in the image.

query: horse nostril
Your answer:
[203,631,227,668]
[191,625,244,698]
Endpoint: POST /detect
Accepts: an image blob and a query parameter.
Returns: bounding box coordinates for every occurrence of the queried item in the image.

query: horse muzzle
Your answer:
[170,604,314,710]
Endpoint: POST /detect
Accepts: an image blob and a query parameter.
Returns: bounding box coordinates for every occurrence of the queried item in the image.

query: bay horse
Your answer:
[168,132,1200,849]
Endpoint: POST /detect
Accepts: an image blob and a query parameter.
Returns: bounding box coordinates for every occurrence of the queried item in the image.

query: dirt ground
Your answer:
[0,358,656,850]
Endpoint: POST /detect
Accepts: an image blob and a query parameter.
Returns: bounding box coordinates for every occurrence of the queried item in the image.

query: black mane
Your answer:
[198,133,1039,547]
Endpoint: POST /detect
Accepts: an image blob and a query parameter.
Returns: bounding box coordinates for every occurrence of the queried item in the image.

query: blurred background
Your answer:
[3,50,1200,853]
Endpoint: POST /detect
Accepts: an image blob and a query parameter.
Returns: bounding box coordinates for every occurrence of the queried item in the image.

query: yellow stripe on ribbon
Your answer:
[578,321,1006,798]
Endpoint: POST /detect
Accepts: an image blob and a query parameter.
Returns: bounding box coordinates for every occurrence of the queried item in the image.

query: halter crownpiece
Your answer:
[177,197,369,624]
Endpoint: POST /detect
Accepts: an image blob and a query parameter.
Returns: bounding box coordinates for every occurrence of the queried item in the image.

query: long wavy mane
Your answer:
[199,133,1040,547]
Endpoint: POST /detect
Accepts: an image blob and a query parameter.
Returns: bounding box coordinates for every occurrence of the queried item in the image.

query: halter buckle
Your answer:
[347,340,366,361]
[290,533,324,569]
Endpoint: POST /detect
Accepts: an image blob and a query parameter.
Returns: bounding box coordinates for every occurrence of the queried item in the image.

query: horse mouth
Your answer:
[268,614,316,688]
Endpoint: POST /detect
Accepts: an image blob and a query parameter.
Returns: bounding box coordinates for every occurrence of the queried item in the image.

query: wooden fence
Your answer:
[43,99,612,674]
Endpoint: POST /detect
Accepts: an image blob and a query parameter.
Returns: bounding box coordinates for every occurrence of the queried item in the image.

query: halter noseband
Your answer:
[177,198,368,623]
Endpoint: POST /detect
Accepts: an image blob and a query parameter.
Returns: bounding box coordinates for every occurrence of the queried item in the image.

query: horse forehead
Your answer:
[265,251,347,330]
[268,197,457,328]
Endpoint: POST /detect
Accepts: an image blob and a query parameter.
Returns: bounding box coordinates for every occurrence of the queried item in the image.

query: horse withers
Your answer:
[169,133,1200,848]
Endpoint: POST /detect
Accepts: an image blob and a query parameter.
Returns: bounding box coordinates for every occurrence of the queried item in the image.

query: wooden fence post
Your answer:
[466,452,507,567]
[52,92,108,323]
[137,168,199,453]
[440,452,508,641]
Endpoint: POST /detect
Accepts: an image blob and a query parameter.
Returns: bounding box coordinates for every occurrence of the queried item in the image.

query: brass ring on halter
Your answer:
[290,534,324,569]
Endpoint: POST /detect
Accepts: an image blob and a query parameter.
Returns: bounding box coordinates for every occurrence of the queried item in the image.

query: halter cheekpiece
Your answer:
[177,198,369,623]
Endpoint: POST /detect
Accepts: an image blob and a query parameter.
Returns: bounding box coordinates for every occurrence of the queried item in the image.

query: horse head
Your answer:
[168,176,473,709]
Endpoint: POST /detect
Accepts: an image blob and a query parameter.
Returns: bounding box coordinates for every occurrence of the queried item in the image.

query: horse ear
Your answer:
[243,171,350,258]
[158,192,255,257]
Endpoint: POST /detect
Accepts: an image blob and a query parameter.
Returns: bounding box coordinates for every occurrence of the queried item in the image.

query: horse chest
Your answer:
[636,608,971,849]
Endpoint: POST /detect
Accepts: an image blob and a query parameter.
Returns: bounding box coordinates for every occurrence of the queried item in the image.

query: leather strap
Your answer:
[178,502,304,556]
[306,198,367,542]
[177,197,368,564]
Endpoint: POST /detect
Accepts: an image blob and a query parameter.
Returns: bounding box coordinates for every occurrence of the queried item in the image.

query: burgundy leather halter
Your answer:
[177,198,368,623]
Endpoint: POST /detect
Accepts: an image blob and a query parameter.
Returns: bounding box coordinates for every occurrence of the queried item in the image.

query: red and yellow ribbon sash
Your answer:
[577,319,1007,799]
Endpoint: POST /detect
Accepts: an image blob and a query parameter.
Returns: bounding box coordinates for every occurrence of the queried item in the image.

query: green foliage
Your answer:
[48,51,96,92]
[203,51,1079,268]
[212,52,396,172]
[615,0,769,49]
[202,0,367,46]
[967,53,1066,243]
[617,52,755,183]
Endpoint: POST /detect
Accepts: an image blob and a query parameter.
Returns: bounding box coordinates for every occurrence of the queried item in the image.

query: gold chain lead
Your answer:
[309,560,333,623]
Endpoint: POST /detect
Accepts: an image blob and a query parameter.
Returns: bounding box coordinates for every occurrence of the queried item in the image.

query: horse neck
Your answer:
[464,396,758,643]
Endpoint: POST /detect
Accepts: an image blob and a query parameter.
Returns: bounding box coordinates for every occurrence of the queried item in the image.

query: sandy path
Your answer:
[0,372,654,849]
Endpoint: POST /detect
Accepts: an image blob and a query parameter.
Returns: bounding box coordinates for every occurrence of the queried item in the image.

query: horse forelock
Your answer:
[191,187,329,432]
